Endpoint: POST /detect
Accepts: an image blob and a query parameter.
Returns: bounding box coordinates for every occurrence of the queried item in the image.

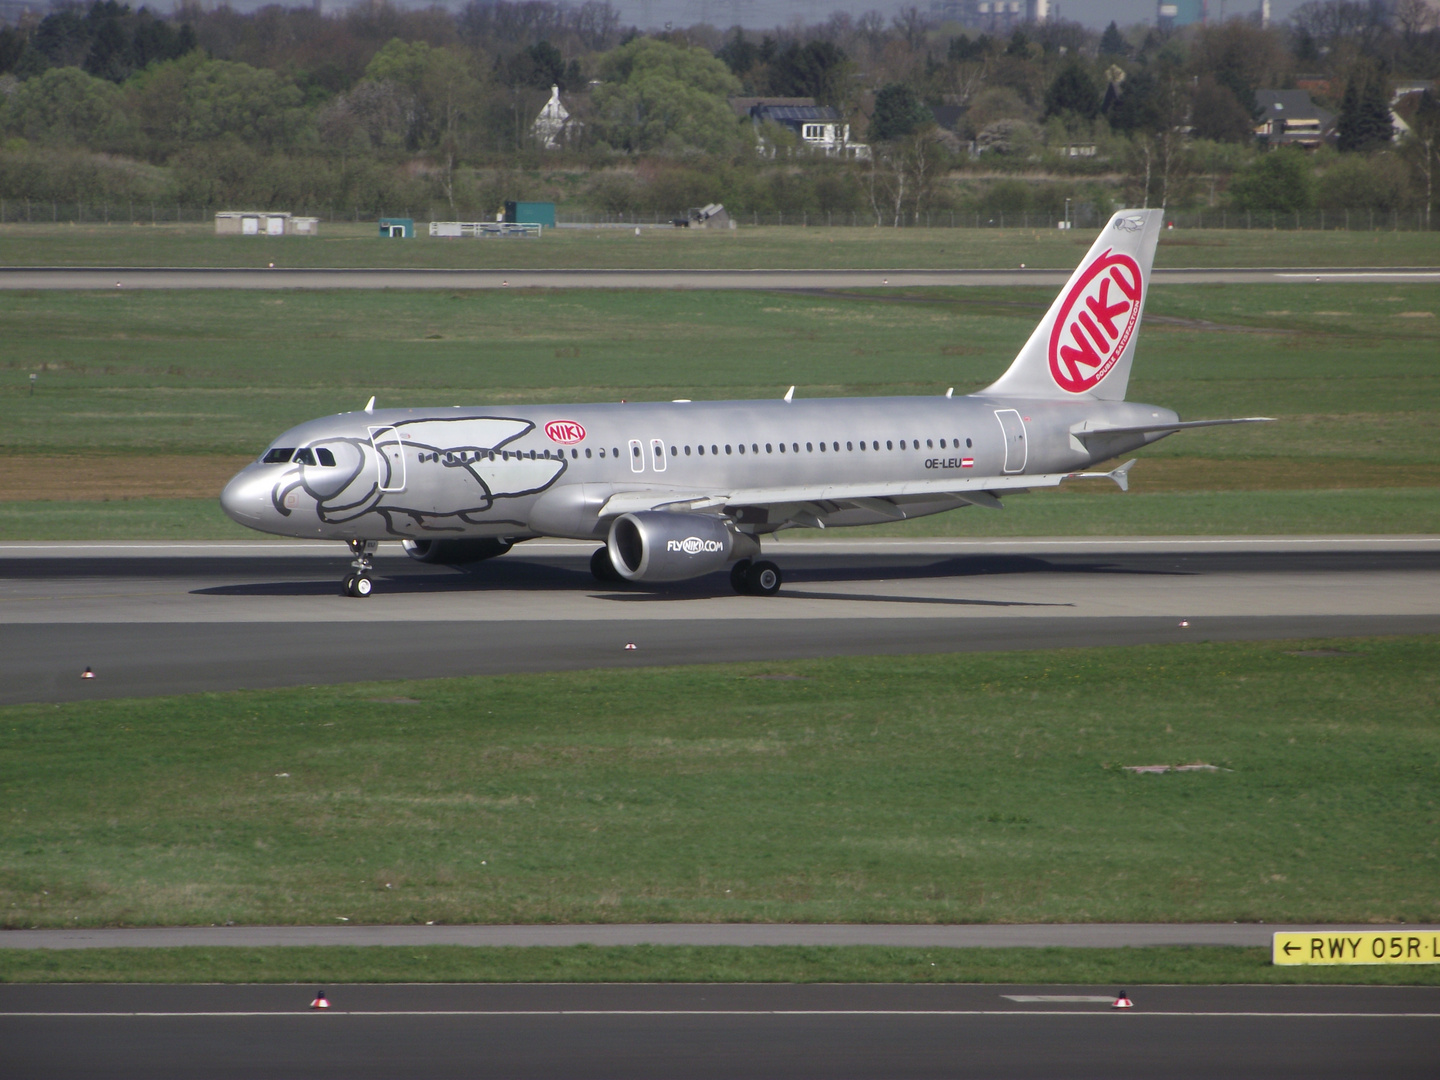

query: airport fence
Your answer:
[1,200,1435,232]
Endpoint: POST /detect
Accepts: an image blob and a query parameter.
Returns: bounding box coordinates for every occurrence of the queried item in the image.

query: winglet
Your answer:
[945,387,954,398]
[364,396,376,414]
[783,386,795,403]
[1072,458,1137,492]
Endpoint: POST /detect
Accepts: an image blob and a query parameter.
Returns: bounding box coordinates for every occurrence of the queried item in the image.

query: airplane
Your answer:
[220,208,1269,597]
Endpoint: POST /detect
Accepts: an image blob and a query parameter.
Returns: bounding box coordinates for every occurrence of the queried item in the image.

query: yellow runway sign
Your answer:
[1273,931,1440,965]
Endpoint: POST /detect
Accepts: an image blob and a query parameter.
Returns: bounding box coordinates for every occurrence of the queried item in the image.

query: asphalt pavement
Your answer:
[2,983,1436,1080]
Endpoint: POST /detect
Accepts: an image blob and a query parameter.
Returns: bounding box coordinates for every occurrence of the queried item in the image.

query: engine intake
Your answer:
[606,512,738,582]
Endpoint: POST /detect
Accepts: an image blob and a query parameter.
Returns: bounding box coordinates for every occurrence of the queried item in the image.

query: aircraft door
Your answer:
[995,409,1027,473]
[370,426,407,492]
[649,439,667,472]
[628,439,644,473]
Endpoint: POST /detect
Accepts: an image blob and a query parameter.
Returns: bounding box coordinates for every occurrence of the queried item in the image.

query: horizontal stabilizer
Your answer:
[1072,417,1273,440]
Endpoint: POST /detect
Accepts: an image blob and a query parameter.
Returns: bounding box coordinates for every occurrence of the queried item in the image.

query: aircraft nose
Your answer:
[220,466,269,525]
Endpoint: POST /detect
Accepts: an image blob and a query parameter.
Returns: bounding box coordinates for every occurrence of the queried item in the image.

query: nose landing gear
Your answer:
[343,540,378,597]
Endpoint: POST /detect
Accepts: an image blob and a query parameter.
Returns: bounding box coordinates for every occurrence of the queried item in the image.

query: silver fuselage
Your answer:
[220,393,1178,542]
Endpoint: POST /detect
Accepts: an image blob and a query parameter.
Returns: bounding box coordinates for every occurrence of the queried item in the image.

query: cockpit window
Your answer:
[292,448,316,466]
[315,448,336,467]
[262,447,295,464]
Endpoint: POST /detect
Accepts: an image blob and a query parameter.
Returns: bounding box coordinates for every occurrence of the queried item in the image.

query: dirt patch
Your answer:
[0,455,252,501]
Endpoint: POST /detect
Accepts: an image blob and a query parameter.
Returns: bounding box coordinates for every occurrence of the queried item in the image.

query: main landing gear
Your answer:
[730,559,782,597]
[343,540,378,598]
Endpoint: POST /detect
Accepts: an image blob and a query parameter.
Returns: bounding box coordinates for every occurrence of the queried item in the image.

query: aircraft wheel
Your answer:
[745,560,782,597]
[353,575,374,597]
[342,575,356,597]
[590,546,622,583]
[730,559,753,594]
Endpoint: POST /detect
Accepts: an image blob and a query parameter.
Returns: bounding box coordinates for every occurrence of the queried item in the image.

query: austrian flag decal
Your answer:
[1048,249,1143,394]
[544,420,586,444]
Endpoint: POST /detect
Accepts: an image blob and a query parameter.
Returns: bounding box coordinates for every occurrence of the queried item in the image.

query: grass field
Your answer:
[1,278,1435,536]
[3,945,1436,986]
[3,636,1436,930]
[1,221,1437,270]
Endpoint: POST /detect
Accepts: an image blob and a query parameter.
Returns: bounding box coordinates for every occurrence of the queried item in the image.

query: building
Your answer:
[927,0,1049,31]
[214,212,317,236]
[1157,0,1206,29]
[1254,90,1335,150]
[532,85,581,150]
[734,98,869,160]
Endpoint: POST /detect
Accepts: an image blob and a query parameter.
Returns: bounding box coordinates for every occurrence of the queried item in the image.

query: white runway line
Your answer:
[6,1010,1437,1019]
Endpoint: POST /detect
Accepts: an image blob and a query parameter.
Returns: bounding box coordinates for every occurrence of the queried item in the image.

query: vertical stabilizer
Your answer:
[984,209,1163,402]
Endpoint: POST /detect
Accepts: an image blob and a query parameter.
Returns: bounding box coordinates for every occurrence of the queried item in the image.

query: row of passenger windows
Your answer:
[266,438,973,468]
[262,446,336,466]
[666,437,972,457]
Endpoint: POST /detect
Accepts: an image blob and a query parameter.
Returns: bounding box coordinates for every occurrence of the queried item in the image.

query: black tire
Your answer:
[590,546,623,583]
[342,575,356,597]
[745,560,781,596]
[730,559,753,594]
[353,575,374,598]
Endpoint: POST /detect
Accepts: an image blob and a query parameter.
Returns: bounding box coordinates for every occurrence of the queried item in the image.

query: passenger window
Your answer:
[572,449,578,459]
[698,445,705,456]
[670,446,677,457]
[899,440,906,450]
[599,449,606,458]
[529,450,536,460]
[684,446,691,455]
[725,445,732,455]
[792,443,799,453]
[262,447,295,464]
[966,438,972,448]
[887,441,893,450]
[818,442,825,452]
[711,445,719,455]
[779,443,786,453]
[751,444,758,454]
[927,439,934,448]
[939,439,946,449]
[846,441,853,451]
[738,444,745,455]
[585,448,592,458]
[766,443,773,453]
[612,447,620,458]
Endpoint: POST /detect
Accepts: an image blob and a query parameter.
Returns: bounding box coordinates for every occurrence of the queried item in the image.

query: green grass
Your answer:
[2,945,1436,985]
[3,283,1436,459]
[3,488,1437,541]
[1,221,1437,270]
[3,636,1437,929]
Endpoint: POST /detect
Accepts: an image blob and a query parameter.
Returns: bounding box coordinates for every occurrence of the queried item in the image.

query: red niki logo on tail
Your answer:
[1047,249,1144,394]
[544,420,586,444]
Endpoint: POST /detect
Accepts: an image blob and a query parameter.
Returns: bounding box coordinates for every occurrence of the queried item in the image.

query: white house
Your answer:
[532,85,580,150]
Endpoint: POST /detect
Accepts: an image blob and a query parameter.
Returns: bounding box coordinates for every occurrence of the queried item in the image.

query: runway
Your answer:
[2,266,1439,290]
[1,537,1436,705]
[2,983,1436,1079]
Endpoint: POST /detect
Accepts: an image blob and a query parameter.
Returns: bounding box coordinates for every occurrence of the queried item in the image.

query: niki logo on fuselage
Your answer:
[1048,248,1143,394]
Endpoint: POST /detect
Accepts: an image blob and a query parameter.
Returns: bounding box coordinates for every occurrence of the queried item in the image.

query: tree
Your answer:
[1228,148,1315,211]
[716,28,757,76]
[1042,62,1100,122]
[1317,153,1412,210]
[589,37,742,155]
[766,40,849,107]
[1190,76,1255,144]
[869,82,929,143]
[1337,67,1393,152]
[2,65,125,148]
[1098,21,1128,58]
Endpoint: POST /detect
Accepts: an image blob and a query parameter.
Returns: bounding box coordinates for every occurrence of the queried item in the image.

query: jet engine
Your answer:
[606,512,748,582]
[402,538,514,565]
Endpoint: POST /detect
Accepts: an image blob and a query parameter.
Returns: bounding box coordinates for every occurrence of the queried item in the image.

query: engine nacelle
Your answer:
[606,512,740,582]
[402,538,513,565]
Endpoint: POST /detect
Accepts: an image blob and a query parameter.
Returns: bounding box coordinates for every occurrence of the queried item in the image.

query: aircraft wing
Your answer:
[598,471,1086,522]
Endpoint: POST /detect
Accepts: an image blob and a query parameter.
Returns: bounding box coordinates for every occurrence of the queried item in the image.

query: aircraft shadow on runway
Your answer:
[188,554,1183,602]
